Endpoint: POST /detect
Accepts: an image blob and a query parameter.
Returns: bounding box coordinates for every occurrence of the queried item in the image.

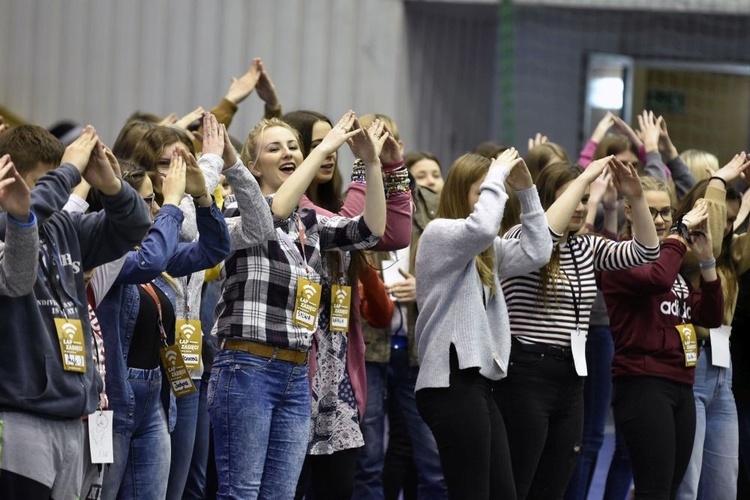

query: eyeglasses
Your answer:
[143,195,155,206]
[649,207,674,221]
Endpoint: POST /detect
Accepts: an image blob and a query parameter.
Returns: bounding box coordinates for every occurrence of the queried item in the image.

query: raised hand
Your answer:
[350,119,387,165]
[0,155,30,221]
[103,146,122,179]
[61,125,99,173]
[221,124,239,169]
[179,149,208,199]
[637,110,663,153]
[579,155,614,184]
[175,107,205,130]
[527,132,549,152]
[589,168,613,206]
[202,113,224,157]
[317,111,361,159]
[612,115,643,149]
[681,199,709,230]
[711,152,750,184]
[687,217,714,263]
[159,113,179,126]
[255,59,280,109]
[499,148,532,191]
[378,125,402,166]
[224,58,262,105]
[83,140,122,196]
[590,112,616,143]
[658,117,679,161]
[161,151,187,207]
[609,158,643,200]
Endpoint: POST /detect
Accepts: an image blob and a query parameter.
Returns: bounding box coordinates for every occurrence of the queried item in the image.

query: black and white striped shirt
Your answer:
[502,229,660,347]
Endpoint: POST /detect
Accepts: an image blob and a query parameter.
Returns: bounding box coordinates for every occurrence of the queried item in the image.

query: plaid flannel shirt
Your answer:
[214,203,380,351]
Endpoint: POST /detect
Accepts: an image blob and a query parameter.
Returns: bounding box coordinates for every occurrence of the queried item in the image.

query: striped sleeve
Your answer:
[591,235,660,272]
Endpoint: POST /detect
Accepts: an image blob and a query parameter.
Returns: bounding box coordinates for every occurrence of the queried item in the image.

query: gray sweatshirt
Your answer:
[0,212,39,297]
[415,166,552,390]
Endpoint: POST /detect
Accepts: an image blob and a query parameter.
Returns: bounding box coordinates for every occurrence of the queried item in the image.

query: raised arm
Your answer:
[219,125,274,249]
[497,159,552,278]
[0,158,38,297]
[272,111,361,220]
[74,140,151,271]
[610,158,659,249]
[546,155,611,235]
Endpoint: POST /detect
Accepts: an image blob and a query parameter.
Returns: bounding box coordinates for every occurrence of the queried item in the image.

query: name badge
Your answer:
[571,328,588,376]
[293,277,321,330]
[160,344,197,397]
[330,284,352,333]
[54,318,87,372]
[88,410,114,464]
[676,323,698,367]
[175,319,202,369]
[709,325,731,368]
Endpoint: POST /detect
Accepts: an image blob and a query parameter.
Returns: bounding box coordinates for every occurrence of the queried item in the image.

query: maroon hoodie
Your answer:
[600,238,723,385]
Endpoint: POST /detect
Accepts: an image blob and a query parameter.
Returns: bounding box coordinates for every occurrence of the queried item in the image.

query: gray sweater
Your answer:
[414,167,552,390]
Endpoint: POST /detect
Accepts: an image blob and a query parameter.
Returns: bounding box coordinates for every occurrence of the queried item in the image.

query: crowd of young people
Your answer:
[0,57,748,500]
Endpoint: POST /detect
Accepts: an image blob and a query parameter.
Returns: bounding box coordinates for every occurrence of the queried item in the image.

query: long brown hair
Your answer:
[281,110,343,212]
[535,163,583,305]
[436,153,496,295]
[675,179,739,321]
[525,142,570,181]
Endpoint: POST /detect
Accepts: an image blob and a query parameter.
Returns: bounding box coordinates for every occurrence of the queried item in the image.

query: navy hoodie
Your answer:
[0,164,150,419]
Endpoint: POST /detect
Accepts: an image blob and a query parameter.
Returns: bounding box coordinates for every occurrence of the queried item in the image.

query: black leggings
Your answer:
[295,447,359,500]
[416,348,515,500]
[612,376,696,500]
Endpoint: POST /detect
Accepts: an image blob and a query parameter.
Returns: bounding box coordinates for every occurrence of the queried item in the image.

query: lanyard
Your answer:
[337,252,347,285]
[140,283,168,347]
[276,214,310,273]
[39,238,75,320]
[561,236,581,329]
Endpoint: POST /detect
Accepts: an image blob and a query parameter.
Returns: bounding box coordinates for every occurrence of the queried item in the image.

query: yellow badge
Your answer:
[676,323,698,367]
[330,284,352,333]
[160,344,197,397]
[293,278,322,330]
[176,319,202,369]
[54,318,87,372]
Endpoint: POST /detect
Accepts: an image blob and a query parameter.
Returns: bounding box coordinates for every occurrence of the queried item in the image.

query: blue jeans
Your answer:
[388,346,447,499]
[354,361,388,500]
[677,346,739,499]
[183,371,212,499]
[102,367,171,500]
[565,325,632,500]
[166,379,201,500]
[207,350,310,500]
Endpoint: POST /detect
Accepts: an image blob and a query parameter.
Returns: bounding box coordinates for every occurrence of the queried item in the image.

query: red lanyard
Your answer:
[140,283,168,347]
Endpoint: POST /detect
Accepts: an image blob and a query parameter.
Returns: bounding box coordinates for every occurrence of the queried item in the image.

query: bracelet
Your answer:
[699,259,717,270]
[709,176,727,188]
[351,159,366,185]
[383,166,410,198]
[669,219,692,244]
[382,159,405,171]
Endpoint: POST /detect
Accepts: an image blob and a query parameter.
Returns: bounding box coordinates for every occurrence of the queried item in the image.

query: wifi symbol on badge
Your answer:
[302,284,317,300]
[181,323,196,340]
[62,322,77,339]
[165,349,179,366]
[336,289,347,304]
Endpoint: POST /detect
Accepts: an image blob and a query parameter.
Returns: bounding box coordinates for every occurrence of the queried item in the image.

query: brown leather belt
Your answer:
[219,339,309,365]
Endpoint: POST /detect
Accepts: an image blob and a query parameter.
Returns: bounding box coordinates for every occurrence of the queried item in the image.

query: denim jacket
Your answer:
[95,202,230,432]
